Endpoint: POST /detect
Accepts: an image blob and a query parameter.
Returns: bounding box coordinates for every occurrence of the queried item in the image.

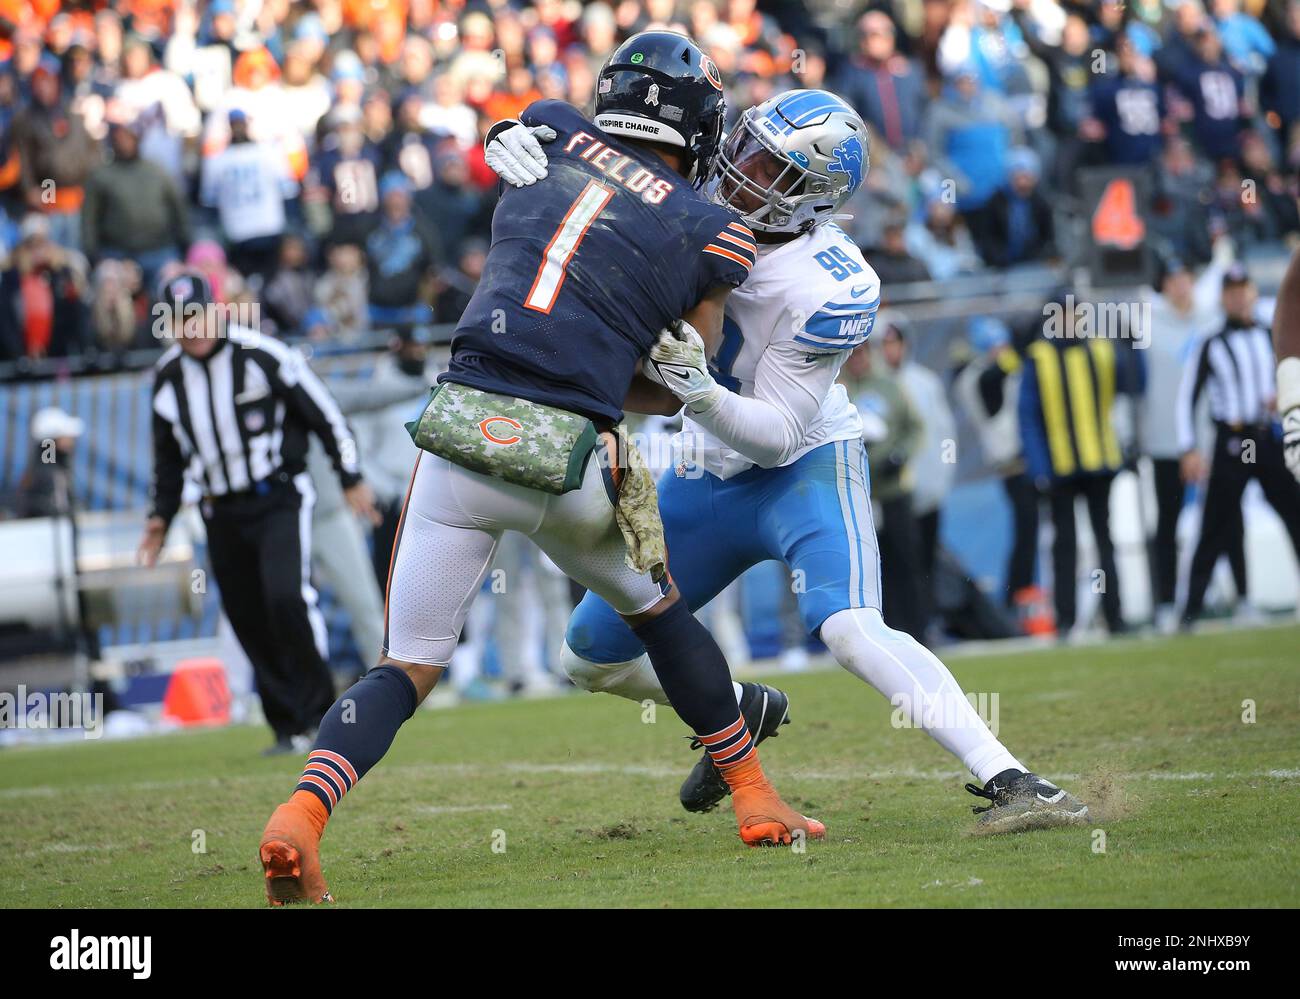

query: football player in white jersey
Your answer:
[487,90,1087,832]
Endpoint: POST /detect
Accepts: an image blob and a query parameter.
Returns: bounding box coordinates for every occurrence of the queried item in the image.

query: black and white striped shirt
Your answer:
[149,326,360,523]
[1176,320,1277,453]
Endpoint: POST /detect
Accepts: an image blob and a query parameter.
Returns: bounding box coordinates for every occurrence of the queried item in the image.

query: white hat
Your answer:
[19,213,51,243]
[31,407,85,442]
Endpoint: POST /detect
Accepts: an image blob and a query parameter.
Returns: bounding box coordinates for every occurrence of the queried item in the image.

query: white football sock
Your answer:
[820,607,1025,783]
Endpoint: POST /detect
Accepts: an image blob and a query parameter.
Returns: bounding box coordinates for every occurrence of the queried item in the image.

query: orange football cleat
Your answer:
[729,770,826,847]
[259,798,333,905]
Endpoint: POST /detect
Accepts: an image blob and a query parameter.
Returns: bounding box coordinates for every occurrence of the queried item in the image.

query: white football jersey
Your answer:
[680,223,879,479]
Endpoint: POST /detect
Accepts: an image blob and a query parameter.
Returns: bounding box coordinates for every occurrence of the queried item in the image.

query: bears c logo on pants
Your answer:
[479,416,523,445]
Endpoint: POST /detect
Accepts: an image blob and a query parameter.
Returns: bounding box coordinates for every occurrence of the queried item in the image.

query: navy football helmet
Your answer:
[595,30,726,183]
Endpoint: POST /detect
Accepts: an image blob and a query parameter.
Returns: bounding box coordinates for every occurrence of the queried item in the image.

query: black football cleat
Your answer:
[965,768,1089,833]
[679,682,790,813]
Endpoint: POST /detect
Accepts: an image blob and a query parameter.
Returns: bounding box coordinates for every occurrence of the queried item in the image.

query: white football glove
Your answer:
[643,321,723,414]
[1283,406,1300,484]
[484,121,556,187]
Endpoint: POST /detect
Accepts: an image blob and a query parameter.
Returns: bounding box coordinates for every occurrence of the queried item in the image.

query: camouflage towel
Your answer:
[406,383,599,495]
[611,427,667,582]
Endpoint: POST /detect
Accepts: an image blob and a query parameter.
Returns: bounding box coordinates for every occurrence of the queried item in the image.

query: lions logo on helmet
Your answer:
[704,89,869,235]
[827,135,865,195]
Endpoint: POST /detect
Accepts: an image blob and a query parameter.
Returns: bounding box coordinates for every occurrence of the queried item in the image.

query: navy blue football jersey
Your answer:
[442,100,756,425]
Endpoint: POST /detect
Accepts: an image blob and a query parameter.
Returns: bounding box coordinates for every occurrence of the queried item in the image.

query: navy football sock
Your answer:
[294,665,418,815]
[630,600,753,765]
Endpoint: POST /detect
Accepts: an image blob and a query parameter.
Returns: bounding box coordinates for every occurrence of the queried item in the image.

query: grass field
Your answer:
[2,624,1297,908]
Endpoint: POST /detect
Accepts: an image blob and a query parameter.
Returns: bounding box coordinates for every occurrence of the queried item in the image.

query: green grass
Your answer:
[2,625,1297,908]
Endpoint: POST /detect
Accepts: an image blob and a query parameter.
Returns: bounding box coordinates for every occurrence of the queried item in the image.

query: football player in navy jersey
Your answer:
[258,31,823,906]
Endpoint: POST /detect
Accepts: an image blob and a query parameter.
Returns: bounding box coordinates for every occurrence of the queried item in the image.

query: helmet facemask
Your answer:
[704,101,861,234]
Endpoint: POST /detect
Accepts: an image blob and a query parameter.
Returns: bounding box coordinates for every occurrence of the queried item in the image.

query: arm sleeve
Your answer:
[261,340,363,487]
[1176,337,1212,454]
[149,378,186,526]
[689,341,839,469]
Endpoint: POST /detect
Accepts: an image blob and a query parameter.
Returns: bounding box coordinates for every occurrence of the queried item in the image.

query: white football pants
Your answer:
[383,452,665,668]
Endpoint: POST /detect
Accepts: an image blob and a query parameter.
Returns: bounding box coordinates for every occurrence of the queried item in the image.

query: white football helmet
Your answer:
[703,89,869,235]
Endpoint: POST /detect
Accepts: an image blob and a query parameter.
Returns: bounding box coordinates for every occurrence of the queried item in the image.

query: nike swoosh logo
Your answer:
[851,284,872,298]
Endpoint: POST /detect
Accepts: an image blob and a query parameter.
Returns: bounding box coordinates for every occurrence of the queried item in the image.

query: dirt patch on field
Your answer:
[1082,764,1137,823]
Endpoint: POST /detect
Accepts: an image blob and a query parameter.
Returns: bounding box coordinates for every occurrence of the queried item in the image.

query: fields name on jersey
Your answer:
[564,132,676,205]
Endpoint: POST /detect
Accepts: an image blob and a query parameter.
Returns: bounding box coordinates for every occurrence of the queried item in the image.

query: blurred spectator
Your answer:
[433,238,487,325]
[414,148,489,255]
[10,55,99,250]
[263,234,314,333]
[185,240,241,306]
[315,241,369,342]
[1149,135,1217,265]
[382,87,442,191]
[423,72,478,148]
[279,36,333,141]
[1018,295,1136,636]
[0,213,90,361]
[834,11,926,153]
[1261,1,1300,142]
[90,257,143,352]
[953,316,1039,609]
[15,406,84,519]
[881,320,957,638]
[82,121,190,292]
[114,34,201,188]
[354,332,435,585]
[906,187,984,280]
[1010,3,1094,179]
[1142,238,1238,633]
[1169,26,1246,162]
[1082,36,1165,167]
[1211,0,1275,78]
[200,108,290,284]
[923,64,1022,217]
[364,171,440,331]
[307,104,381,245]
[841,342,927,641]
[968,146,1057,267]
[937,0,1033,99]
[869,217,933,285]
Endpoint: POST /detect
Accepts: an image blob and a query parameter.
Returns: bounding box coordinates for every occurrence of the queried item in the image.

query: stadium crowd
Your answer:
[1,0,1298,362]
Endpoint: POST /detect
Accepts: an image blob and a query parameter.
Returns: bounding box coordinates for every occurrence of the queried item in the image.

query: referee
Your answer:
[137,271,379,752]
[1177,265,1300,628]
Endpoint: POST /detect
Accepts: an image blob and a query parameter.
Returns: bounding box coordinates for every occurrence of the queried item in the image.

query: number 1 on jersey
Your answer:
[525,180,615,313]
